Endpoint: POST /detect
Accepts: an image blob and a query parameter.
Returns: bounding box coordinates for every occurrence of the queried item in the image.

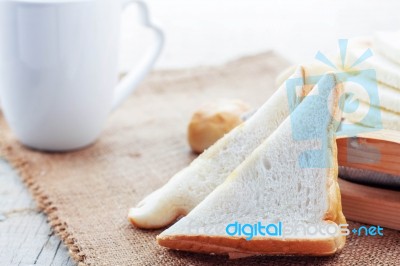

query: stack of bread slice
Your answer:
[275,33,400,133]
[130,68,348,256]
[341,33,400,132]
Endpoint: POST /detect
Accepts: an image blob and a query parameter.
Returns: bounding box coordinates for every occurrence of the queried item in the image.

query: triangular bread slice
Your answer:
[129,66,313,229]
[157,73,346,256]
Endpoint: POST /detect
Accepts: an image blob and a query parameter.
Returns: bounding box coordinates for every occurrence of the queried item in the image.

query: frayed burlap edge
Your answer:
[0,145,87,266]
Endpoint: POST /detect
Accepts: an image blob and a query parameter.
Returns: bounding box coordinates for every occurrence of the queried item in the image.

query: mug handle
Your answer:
[112,0,164,111]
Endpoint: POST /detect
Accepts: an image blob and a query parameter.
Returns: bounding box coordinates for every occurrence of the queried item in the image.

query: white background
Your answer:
[121,0,400,71]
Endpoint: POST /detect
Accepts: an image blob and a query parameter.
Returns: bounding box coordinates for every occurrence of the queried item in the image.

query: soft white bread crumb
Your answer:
[157,73,346,256]
[129,66,312,229]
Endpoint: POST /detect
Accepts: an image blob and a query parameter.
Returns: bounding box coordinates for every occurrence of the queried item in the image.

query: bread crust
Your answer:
[157,234,345,256]
[322,75,347,250]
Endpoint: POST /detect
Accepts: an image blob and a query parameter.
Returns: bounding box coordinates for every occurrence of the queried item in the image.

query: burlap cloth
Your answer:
[0,52,399,266]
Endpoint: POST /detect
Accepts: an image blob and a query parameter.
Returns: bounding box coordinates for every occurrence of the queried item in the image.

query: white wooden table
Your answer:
[1,0,399,265]
[0,160,75,266]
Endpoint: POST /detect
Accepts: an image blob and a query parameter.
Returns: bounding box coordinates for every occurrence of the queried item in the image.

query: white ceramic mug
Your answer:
[0,0,164,151]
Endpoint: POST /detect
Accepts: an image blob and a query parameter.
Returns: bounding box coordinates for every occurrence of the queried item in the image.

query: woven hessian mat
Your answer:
[1,52,399,265]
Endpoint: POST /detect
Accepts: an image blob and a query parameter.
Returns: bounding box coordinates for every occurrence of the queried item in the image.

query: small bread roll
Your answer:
[188,99,251,153]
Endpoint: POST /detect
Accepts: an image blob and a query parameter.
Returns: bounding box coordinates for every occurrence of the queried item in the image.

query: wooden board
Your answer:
[337,129,400,230]
[339,178,400,230]
[337,129,400,176]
